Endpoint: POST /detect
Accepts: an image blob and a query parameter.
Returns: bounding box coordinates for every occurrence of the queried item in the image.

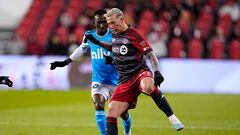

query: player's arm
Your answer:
[50,36,89,70]
[50,58,72,70]
[0,76,13,87]
[99,42,112,51]
[85,34,112,51]
[145,51,160,71]
[103,54,114,64]
[129,28,164,86]
[145,50,164,87]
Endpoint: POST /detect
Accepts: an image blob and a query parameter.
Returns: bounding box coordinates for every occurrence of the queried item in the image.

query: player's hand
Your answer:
[50,61,68,70]
[154,71,164,87]
[85,34,100,44]
[0,76,13,87]
[104,54,114,64]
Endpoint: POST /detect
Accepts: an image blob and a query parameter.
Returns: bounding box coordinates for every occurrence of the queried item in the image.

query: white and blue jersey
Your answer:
[70,28,118,86]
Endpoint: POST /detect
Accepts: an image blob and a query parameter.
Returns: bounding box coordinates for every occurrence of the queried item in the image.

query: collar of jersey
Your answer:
[95,28,110,38]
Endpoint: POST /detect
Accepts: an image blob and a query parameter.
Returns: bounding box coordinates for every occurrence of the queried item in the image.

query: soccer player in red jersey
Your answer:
[85,8,184,135]
[50,9,132,135]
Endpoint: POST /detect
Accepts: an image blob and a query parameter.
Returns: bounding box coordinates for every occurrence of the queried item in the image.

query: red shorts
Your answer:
[110,69,153,109]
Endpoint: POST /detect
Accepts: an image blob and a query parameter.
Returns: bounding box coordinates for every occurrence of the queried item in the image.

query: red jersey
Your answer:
[111,27,153,83]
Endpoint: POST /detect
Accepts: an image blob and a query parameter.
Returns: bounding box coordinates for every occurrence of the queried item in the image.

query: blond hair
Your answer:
[106,8,124,18]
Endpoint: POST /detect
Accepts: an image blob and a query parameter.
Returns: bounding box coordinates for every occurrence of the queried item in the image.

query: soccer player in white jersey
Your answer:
[50,9,132,135]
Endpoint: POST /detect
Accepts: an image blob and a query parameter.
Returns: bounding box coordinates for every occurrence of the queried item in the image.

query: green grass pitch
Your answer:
[0,89,240,135]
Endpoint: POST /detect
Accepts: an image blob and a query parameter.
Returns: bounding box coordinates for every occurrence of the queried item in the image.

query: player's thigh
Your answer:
[140,77,155,95]
[107,101,129,118]
[91,82,115,101]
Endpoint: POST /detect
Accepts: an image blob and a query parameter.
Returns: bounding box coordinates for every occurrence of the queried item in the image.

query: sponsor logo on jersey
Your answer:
[112,46,120,53]
[91,48,110,59]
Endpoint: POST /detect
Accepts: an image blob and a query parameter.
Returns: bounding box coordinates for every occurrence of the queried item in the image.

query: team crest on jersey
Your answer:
[92,84,99,89]
[140,41,146,46]
[120,45,128,55]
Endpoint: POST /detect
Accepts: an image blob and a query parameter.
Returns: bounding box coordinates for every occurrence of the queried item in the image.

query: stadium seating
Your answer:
[35,0,64,46]
[229,40,240,60]
[14,0,240,60]
[16,0,46,42]
[137,10,154,35]
[56,26,69,45]
[74,26,86,44]
[188,38,203,59]
[168,38,184,58]
[209,37,224,59]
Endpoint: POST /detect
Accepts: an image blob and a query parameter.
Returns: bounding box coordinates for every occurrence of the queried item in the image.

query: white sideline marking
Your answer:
[0,122,240,131]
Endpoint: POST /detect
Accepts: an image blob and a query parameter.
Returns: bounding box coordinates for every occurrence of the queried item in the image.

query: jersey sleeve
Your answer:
[69,35,89,60]
[128,28,153,55]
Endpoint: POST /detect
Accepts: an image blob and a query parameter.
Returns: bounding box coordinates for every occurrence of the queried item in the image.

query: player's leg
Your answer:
[120,111,132,135]
[106,84,132,135]
[91,82,110,135]
[92,94,107,135]
[141,77,174,116]
[140,76,184,131]
[106,101,129,135]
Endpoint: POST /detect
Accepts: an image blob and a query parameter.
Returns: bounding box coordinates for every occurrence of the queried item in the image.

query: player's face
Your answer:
[107,15,124,34]
[94,15,108,36]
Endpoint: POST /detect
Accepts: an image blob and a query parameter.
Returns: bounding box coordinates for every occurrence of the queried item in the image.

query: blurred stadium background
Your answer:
[0,0,240,135]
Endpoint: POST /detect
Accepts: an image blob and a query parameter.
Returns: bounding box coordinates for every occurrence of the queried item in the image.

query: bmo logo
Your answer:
[120,45,128,55]
[112,47,119,53]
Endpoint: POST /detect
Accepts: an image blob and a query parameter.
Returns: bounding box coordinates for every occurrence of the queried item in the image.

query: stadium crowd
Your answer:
[11,0,240,59]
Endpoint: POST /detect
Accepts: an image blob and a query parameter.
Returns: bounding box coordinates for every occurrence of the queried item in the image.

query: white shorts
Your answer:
[91,82,115,101]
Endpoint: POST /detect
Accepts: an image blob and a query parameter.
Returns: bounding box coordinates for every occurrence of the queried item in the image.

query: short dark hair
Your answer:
[94,9,107,16]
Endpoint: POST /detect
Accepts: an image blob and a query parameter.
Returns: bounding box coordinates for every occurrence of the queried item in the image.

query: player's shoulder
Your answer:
[85,30,96,35]
[102,28,112,37]
[128,28,142,34]
[127,27,145,41]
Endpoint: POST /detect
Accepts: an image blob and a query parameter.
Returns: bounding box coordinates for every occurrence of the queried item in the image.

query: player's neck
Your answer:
[120,23,129,33]
[96,28,108,37]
